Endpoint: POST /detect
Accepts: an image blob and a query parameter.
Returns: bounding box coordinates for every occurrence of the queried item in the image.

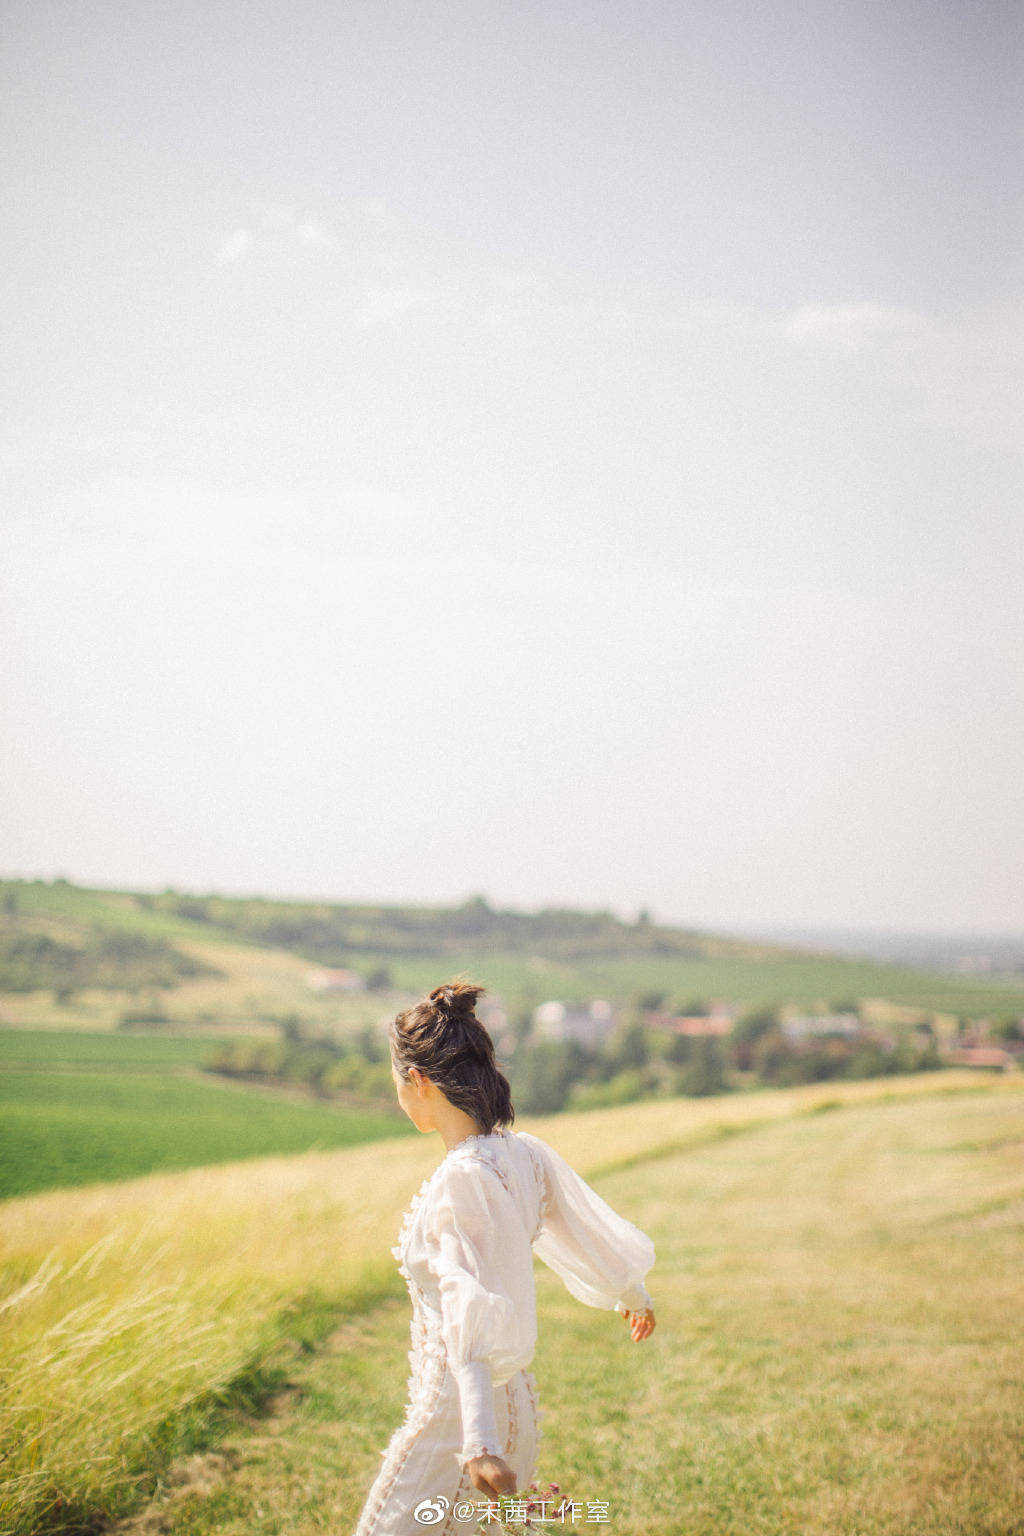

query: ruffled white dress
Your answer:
[353,1127,655,1536]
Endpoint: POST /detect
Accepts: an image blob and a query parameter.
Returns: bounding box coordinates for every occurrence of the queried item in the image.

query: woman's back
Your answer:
[439,1127,548,1237]
[398,1127,655,1354]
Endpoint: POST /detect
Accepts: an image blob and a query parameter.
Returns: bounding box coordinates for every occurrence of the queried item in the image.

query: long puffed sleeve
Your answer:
[424,1156,538,1466]
[522,1133,656,1313]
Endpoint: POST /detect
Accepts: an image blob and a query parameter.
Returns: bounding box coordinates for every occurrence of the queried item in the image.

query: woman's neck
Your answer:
[436,1103,486,1152]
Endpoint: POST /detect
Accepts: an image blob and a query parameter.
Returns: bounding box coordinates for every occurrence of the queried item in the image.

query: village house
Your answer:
[939,1015,1024,1070]
[532,999,618,1049]
[780,1012,861,1040]
[940,1045,1020,1072]
[643,1007,734,1038]
[306,967,365,993]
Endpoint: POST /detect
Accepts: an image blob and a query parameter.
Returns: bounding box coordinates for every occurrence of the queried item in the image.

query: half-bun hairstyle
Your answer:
[389,980,514,1135]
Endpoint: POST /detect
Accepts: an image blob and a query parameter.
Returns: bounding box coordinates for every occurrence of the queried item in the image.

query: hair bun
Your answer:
[428,980,484,1018]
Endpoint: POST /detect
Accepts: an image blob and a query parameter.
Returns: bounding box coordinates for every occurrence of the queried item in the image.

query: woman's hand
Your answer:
[622,1306,656,1341]
[465,1453,518,1500]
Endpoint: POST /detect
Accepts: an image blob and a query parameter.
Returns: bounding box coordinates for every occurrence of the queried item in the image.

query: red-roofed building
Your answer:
[644,1009,734,1037]
[941,1046,1018,1071]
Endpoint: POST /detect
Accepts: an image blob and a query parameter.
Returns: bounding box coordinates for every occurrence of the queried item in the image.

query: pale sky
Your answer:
[2,0,1022,934]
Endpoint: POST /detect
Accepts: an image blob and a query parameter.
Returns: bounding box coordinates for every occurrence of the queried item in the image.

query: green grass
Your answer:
[377,948,1024,1016]
[0,1068,412,1198]
[0,1027,213,1068]
[128,1086,1024,1536]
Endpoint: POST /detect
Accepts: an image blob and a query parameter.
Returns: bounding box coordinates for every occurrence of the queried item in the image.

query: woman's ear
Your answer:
[408,1067,431,1097]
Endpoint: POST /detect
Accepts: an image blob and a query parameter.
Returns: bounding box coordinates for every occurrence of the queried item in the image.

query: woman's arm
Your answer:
[522,1133,657,1316]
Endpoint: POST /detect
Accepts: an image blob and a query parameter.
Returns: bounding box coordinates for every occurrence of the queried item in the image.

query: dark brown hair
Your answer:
[389,980,514,1136]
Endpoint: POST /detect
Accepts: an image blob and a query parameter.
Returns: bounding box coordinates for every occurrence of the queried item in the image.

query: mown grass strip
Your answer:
[584,1074,1014,1179]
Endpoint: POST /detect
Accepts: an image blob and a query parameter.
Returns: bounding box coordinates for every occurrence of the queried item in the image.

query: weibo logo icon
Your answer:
[413,1495,450,1525]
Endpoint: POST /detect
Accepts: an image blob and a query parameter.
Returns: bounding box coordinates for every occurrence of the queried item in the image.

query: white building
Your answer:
[306,967,365,993]
[532,999,617,1049]
[780,1012,860,1040]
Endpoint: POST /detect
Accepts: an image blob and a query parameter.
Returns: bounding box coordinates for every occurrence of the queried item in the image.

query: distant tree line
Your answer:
[203,1015,395,1107]
[0,926,220,997]
[138,889,715,964]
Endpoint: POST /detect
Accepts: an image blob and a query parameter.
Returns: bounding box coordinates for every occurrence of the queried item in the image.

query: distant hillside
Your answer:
[0,879,223,996]
[115,887,790,964]
[0,877,790,995]
[3,877,1024,1030]
[727,924,1024,978]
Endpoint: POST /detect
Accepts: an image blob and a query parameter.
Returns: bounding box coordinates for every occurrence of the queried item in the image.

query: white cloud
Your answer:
[893,301,1024,458]
[778,297,1024,456]
[331,482,425,524]
[28,475,427,559]
[295,219,335,252]
[778,301,926,354]
[357,196,394,224]
[352,284,436,328]
[215,227,253,265]
[60,477,294,557]
[215,205,336,266]
[262,202,296,231]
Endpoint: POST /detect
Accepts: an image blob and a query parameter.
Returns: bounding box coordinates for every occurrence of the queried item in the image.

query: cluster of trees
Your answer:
[138,889,715,964]
[0,925,218,1000]
[509,1004,944,1114]
[201,1001,947,1117]
[201,1011,729,1115]
[728,1007,942,1087]
[509,1023,729,1114]
[203,1016,395,1106]
[960,1013,1024,1044]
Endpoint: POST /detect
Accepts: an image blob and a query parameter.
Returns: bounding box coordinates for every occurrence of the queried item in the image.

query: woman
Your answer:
[353,981,656,1536]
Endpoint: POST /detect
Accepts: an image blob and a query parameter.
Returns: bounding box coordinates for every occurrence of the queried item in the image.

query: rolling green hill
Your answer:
[3,877,1024,1033]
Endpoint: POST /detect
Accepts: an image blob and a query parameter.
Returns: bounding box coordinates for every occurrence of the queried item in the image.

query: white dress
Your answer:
[353,1127,656,1536]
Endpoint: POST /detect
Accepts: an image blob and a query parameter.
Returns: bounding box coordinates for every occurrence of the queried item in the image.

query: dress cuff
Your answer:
[452,1360,501,1464]
[615,1280,653,1313]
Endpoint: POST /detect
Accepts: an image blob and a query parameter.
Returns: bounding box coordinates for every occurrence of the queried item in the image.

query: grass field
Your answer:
[0,1031,412,1198]
[0,1028,213,1068]
[2,1071,1021,1535]
[119,1081,1024,1536]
